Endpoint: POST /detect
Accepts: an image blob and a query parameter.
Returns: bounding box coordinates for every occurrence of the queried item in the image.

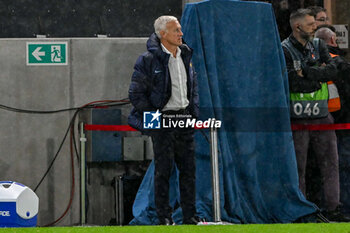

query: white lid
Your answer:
[0,182,26,201]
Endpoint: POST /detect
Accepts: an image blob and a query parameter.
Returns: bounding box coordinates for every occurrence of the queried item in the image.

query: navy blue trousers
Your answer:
[152,127,196,221]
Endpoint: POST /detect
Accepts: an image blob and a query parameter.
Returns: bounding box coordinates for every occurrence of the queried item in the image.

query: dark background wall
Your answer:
[0,0,329,40]
[243,0,324,40]
[0,0,182,38]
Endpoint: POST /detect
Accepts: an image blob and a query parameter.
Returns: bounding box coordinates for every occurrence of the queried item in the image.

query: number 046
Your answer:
[293,103,320,116]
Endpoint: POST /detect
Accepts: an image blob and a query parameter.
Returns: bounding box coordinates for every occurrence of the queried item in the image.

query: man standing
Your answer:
[315,27,350,215]
[282,9,349,221]
[315,27,348,60]
[315,28,350,121]
[128,15,199,225]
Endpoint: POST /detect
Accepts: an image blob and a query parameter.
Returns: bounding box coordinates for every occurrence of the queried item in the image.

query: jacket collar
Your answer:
[146,33,193,61]
[289,34,314,53]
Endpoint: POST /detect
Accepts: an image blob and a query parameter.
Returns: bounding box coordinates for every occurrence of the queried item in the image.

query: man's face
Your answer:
[315,11,329,26]
[298,15,317,41]
[161,20,183,47]
[331,32,338,46]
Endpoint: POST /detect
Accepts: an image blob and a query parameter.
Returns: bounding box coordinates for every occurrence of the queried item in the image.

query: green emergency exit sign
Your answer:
[26,42,68,65]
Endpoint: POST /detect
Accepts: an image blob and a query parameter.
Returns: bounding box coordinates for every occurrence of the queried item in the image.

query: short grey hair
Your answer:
[154,15,179,39]
[289,8,314,27]
[315,27,336,43]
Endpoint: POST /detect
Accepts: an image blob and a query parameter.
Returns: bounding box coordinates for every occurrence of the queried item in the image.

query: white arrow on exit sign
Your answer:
[32,47,45,61]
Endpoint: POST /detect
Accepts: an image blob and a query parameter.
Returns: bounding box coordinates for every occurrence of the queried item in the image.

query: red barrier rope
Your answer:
[84,123,350,132]
[291,123,350,131]
[85,124,137,131]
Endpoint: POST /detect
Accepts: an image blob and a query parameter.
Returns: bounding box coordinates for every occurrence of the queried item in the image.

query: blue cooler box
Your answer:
[0,181,39,227]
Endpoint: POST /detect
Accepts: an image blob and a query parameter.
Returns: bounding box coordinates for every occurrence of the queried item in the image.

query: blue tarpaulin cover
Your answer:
[130,0,317,224]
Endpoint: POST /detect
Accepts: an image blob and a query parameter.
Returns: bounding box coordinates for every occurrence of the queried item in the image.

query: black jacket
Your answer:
[328,46,350,124]
[282,34,337,93]
[128,33,199,132]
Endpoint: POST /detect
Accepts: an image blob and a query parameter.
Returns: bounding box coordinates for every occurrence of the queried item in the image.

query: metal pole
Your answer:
[80,122,87,225]
[210,121,221,222]
[118,176,124,225]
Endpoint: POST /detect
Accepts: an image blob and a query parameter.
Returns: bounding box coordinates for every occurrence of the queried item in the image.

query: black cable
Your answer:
[43,123,77,227]
[0,99,131,226]
[34,109,80,192]
[72,101,130,164]
[72,122,80,164]
[0,104,81,114]
[33,101,130,192]
[0,100,130,115]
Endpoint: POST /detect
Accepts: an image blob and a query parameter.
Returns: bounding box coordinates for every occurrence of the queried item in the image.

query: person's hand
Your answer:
[297,69,304,77]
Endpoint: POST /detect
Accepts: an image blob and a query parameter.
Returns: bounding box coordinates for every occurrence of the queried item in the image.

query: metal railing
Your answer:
[79,122,222,224]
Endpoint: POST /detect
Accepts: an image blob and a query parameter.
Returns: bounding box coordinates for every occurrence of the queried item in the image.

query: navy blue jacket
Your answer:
[128,33,199,132]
